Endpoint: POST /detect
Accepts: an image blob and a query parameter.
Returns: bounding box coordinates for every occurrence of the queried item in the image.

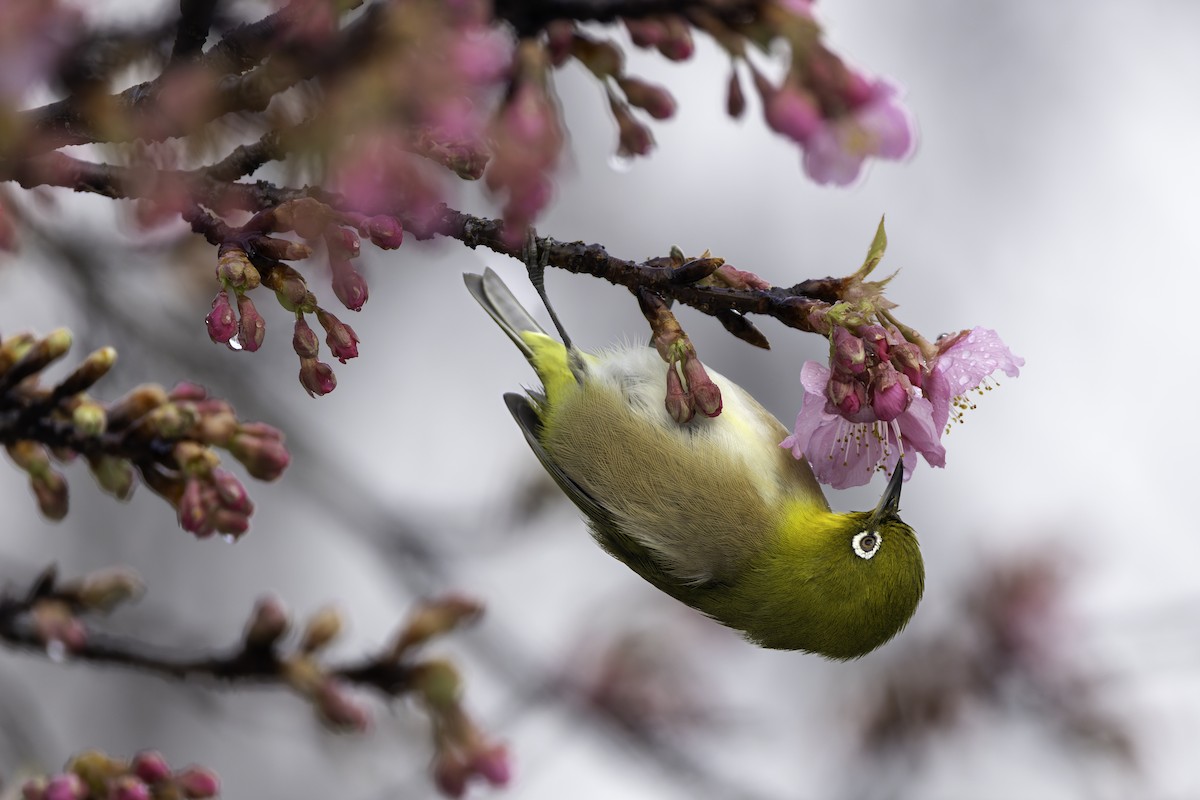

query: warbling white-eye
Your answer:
[466,268,924,659]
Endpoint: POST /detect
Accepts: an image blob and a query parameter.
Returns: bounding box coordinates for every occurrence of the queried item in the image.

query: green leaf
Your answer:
[856,216,888,278]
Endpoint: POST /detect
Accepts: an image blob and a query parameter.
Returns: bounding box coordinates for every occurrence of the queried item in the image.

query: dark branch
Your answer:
[493,0,755,36]
[170,0,220,65]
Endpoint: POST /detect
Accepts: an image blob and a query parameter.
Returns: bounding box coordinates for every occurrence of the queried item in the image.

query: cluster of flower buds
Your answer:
[636,288,722,424]
[782,221,1023,488]
[263,601,372,732]
[22,749,219,800]
[242,589,504,796]
[7,565,144,662]
[826,324,926,424]
[411,658,510,798]
[384,594,506,797]
[202,198,398,396]
[543,23,677,160]
[0,328,288,532]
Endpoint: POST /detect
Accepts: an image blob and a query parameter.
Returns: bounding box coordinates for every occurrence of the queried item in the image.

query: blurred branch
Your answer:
[11,1,380,157]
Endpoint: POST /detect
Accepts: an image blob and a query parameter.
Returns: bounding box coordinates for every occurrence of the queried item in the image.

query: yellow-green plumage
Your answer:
[467,269,924,658]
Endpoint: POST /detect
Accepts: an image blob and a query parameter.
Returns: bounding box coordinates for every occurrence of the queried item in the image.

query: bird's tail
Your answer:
[463,268,548,361]
[464,268,583,404]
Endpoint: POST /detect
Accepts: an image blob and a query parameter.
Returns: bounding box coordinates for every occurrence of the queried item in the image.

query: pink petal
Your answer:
[929,327,1023,430]
[897,396,946,468]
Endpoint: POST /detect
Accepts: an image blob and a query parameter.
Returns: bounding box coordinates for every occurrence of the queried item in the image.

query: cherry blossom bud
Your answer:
[726,69,746,118]
[314,678,370,731]
[131,751,172,785]
[316,309,359,363]
[277,197,331,240]
[87,455,135,500]
[264,265,310,312]
[168,381,207,402]
[71,401,106,436]
[414,660,463,710]
[41,774,85,800]
[31,600,86,651]
[831,327,866,375]
[106,385,169,430]
[330,256,368,311]
[869,363,912,422]
[236,294,265,352]
[55,346,117,396]
[471,743,512,787]
[292,317,320,359]
[21,777,47,800]
[178,478,215,537]
[212,468,253,514]
[890,341,925,388]
[623,17,665,49]
[618,77,676,120]
[362,215,403,249]
[571,35,623,76]
[76,567,144,613]
[682,357,722,417]
[611,99,655,157]
[32,470,68,520]
[544,20,574,65]
[174,766,220,799]
[244,595,290,648]
[859,324,890,360]
[433,749,470,799]
[229,430,290,481]
[657,15,694,60]
[110,776,151,800]
[664,364,693,424]
[391,594,485,657]
[325,226,360,258]
[299,358,336,397]
[216,245,259,290]
[826,371,867,419]
[761,79,821,144]
[301,605,343,652]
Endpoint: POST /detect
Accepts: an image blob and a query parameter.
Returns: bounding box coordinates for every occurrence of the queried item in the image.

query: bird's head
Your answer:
[725,465,925,658]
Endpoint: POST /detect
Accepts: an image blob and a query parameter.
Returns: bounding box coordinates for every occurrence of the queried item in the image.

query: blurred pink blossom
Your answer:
[802,79,915,185]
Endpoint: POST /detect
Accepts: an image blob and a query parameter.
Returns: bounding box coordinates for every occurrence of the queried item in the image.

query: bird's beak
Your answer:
[869,461,905,526]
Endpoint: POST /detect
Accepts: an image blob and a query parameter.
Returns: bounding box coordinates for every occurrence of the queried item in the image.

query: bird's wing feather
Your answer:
[503,393,614,526]
[504,392,700,597]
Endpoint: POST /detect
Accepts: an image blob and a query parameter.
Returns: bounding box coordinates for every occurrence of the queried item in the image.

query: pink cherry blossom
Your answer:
[926,327,1024,433]
[802,80,915,186]
[781,361,945,489]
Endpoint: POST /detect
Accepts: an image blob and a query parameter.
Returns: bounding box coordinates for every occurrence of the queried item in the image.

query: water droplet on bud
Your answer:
[45,640,67,662]
[607,153,633,174]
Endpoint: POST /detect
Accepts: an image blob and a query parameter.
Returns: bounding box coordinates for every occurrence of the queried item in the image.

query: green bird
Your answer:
[466,268,924,658]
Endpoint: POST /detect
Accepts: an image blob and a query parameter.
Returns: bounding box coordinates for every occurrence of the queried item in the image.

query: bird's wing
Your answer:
[504,393,614,526]
[503,392,700,597]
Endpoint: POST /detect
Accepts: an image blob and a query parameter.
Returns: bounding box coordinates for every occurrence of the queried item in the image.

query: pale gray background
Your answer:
[0,1,1196,798]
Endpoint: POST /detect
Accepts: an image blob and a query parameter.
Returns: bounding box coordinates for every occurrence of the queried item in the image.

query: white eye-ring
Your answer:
[852,530,882,560]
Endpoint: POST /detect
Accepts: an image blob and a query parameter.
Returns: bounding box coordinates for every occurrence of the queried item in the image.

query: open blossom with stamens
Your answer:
[926,327,1024,433]
[782,360,944,489]
[783,326,1022,488]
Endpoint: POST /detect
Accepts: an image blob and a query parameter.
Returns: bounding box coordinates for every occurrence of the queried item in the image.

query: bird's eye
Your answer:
[852,530,881,560]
